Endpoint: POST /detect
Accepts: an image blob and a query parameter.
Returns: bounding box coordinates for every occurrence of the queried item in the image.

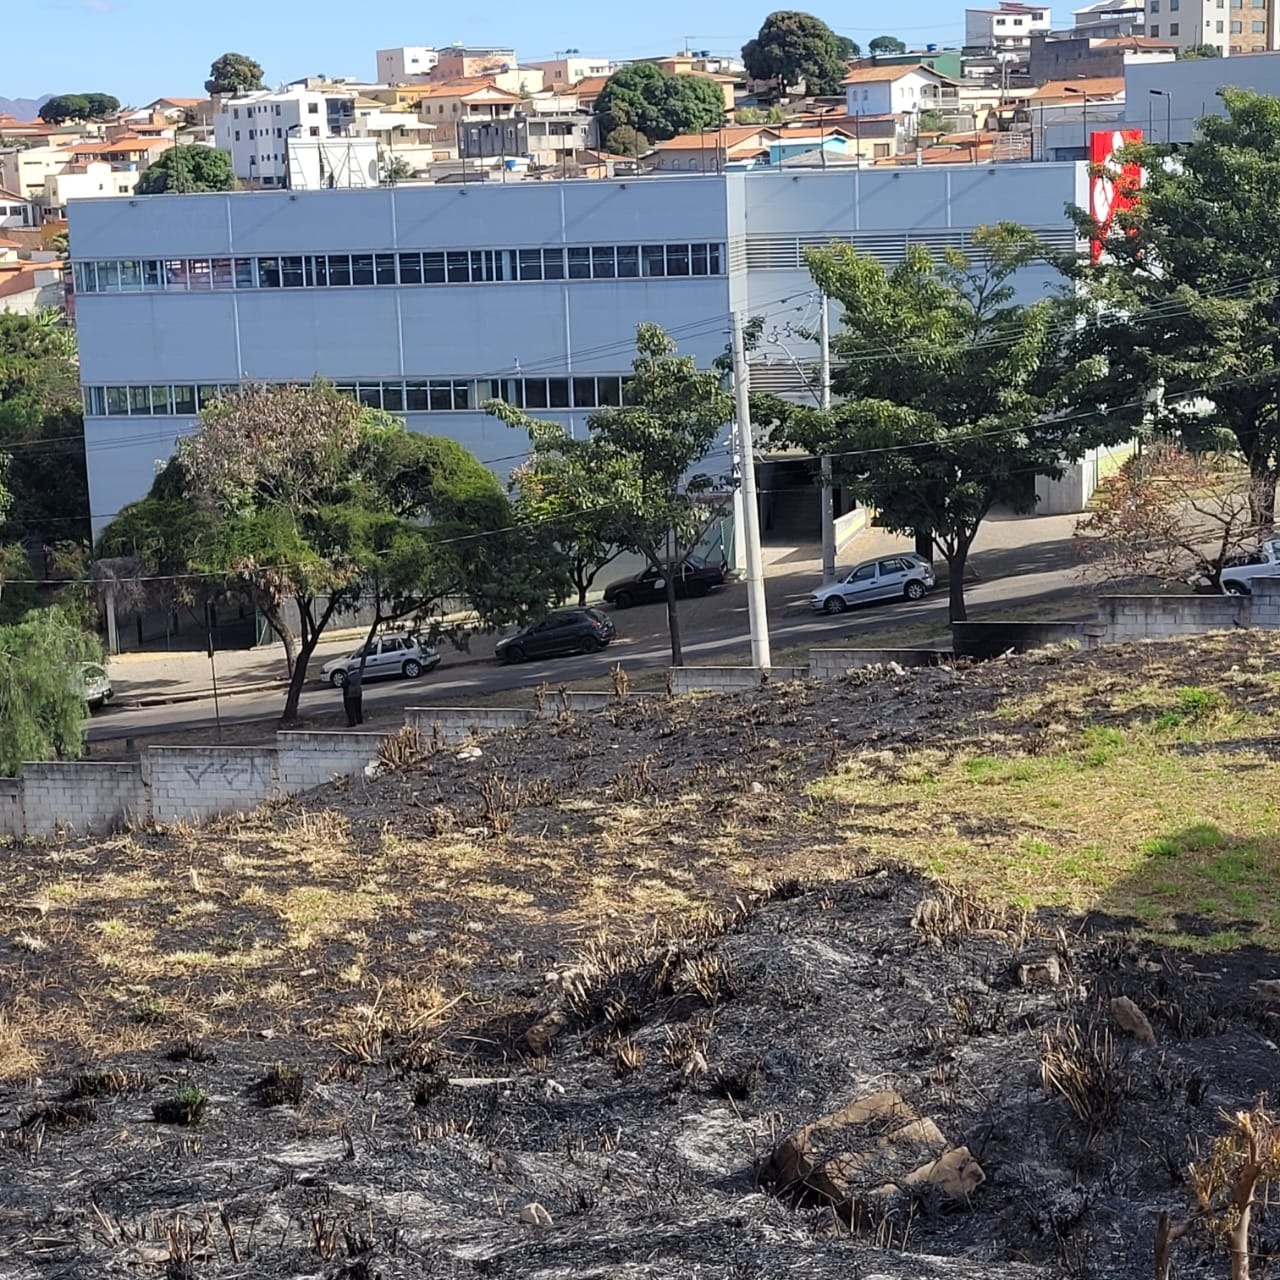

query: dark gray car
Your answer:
[495,608,616,663]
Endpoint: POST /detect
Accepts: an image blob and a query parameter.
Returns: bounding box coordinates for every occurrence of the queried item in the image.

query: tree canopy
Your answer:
[604,124,648,157]
[37,93,119,123]
[776,226,1127,621]
[1065,88,1280,530]
[1180,43,1222,58]
[488,324,733,664]
[205,52,266,96]
[594,64,725,142]
[868,35,908,53]
[742,12,850,96]
[135,146,236,195]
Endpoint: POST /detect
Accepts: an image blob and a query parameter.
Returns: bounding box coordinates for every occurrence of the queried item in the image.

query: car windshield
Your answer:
[83,665,106,680]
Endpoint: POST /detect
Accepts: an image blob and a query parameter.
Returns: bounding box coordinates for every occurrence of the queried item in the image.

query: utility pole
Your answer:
[819,294,836,584]
[731,310,772,671]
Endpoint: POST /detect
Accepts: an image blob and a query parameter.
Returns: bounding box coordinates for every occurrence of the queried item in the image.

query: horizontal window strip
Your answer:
[72,243,727,294]
[83,375,634,418]
[744,225,1079,269]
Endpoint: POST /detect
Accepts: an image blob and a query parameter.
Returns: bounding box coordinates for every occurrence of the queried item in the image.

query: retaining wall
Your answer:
[277,730,390,792]
[951,620,1088,660]
[404,706,536,743]
[21,761,148,838]
[531,691,659,715]
[669,665,810,694]
[1096,579,1280,641]
[808,647,948,680]
[150,746,279,826]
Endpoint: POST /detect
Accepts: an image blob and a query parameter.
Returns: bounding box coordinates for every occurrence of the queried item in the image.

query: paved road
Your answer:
[86,512,1087,743]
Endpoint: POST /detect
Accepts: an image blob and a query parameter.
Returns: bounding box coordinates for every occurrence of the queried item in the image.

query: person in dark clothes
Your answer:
[342,662,364,726]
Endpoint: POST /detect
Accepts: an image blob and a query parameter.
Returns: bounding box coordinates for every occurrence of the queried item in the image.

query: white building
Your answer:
[844,65,958,117]
[214,87,336,188]
[1124,48,1280,134]
[1073,0,1146,33]
[376,46,439,83]
[524,54,616,92]
[68,165,1091,541]
[0,187,37,229]
[966,1,1055,47]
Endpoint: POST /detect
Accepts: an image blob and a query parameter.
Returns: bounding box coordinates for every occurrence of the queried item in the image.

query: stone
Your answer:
[904,1146,986,1198]
[1016,955,1062,987]
[517,1202,552,1227]
[524,1009,569,1055]
[1110,995,1157,1046]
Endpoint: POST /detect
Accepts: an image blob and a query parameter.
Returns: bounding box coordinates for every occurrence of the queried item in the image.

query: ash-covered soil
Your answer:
[1,633,1279,1279]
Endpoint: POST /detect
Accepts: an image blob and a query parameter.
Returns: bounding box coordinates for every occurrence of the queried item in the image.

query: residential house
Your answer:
[568,76,612,112]
[524,99,597,168]
[376,46,439,83]
[0,187,37,229]
[966,2,1055,49]
[1029,31,1176,80]
[0,243,64,314]
[414,80,526,131]
[652,125,777,172]
[432,46,518,81]
[215,86,339,187]
[524,55,615,92]
[144,97,213,125]
[844,65,961,120]
[1072,0,1147,35]
[348,101,438,173]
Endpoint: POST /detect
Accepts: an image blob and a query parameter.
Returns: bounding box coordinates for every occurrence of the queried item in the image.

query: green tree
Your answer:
[205,52,266,96]
[836,35,862,59]
[741,11,849,96]
[83,93,121,117]
[918,108,946,132]
[382,155,413,183]
[1179,43,1221,57]
[488,324,733,664]
[135,146,236,195]
[595,64,724,142]
[0,605,101,774]
[778,226,1125,622]
[1065,89,1280,529]
[38,95,90,124]
[868,35,908,53]
[604,123,649,156]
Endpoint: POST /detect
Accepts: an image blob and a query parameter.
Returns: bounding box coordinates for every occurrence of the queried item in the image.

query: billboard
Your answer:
[1089,128,1143,264]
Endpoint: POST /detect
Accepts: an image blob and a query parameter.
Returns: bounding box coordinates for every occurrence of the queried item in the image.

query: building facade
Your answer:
[1143,0,1264,53]
[966,1,1055,48]
[376,46,439,83]
[214,88,335,187]
[524,55,615,92]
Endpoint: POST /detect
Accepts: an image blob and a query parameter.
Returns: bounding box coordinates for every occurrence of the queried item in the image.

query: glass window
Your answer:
[234,257,256,288]
[422,252,445,283]
[446,251,470,283]
[497,378,523,407]
[573,377,597,408]
[452,381,471,410]
[850,564,876,582]
[524,379,549,409]
[119,260,142,290]
[518,249,543,281]
[617,245,640,278]
[382,638,402,653]
[187,259,212,290]
[128,387,152,414]
[710,243,724,274]
[642,244,666,277]
[666,244,690,276]
[1252,16,1265,26]
[351,254,375,285]
[592,246,616,278]
[399,252,423,284]
[485,249,507,281]
[163,260,185,291]
[211,258,234,288]
[334,382,357,398]
[428,380,453,411]
[374,253,397,284]
[328,254,352,285]
[543,247,565,279]
[105,386,128,415]
[567,247,591,279]
[196,385,222,410]
[1169,21,1179,31]
[357,384,382,409]
[548,378,570,408]
[172,384,196,415]
[597,376,623,407]
[74,263,93,292]
[405,381,429,410]
[258,256,282,287]
[87,386,105,414]
[382,381,405,411]
[150,385,172,414]
[98,260,120,290]
[281,255,305,288]
[691,244,709,276]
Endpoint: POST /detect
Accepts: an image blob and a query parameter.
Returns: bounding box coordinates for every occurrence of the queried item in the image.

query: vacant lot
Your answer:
[1,631,1278,1279]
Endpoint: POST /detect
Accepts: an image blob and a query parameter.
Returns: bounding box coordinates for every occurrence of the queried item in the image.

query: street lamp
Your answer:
[1148,88,1172,145]
[1063,85,1089,153]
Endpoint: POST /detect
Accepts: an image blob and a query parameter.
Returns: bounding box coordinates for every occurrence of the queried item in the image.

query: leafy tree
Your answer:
[205,52,266,96]
[741,11,849,96]
[917,108,946,133]
[1065,89,1280,531]
[868,35,908,53]
[595,64,724,142]
[38,95,90,124]
[382,155,413,183]
[0,605,101,774]
[735,105,789,125]
[1180,43,1221,58]
[777,226,1127,622]
[836,35,862,59]
[488,324,733,664]
[604,124,648,156]
[135,146,235,195]
[83,93,120,118]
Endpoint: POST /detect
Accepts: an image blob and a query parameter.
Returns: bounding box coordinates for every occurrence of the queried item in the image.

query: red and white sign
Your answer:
[1089,128,1143,263]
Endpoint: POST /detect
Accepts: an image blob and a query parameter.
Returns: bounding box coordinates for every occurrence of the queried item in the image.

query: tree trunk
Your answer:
[946,542,971,624]
[915,528,934,565]
[1246,457,1277,534]
[664,566,684,667]
[280,634,319,724]
[1228,1161,1262,1280]
[260,602,297,678]
[1154,1211,1191,1280]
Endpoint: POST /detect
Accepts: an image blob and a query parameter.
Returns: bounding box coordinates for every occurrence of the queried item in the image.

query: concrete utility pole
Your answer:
[731,310,772,671]
[819,294,836,584]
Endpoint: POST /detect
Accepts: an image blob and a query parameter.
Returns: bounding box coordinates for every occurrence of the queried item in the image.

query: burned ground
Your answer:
[1,632,1279,1278]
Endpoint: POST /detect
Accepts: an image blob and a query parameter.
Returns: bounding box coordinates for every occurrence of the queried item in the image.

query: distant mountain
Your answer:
[0,95,51,123]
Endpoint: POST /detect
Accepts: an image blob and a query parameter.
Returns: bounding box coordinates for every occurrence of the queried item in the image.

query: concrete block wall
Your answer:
[21,761,147,838]
[404,705,537,743]
[669,666,810,694]
[808,647,946,680]
[531,690,660,716]
[1250,577,1280,628]
[150,746,279,825]
[276,730,390,792]
[0,780,24,838]
[1097,594,1250,642]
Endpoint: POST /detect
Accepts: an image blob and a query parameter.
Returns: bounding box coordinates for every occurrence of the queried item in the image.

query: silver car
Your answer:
[809,554,936,615]
[319,634,441,687]
[80,662,114,711]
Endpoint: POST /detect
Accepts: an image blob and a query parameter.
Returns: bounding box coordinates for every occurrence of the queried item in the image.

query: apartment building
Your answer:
[966,1,1055,48]
[376,46,439,83]
[524,54,615,91]
[214,87,336,186]
[68,165,1088,540]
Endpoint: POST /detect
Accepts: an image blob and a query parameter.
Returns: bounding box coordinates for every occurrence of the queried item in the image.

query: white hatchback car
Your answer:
[809,554,937,615]
[319,634,441,687]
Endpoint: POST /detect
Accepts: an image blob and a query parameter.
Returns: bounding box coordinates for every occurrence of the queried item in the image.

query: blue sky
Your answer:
[4,0,966,107]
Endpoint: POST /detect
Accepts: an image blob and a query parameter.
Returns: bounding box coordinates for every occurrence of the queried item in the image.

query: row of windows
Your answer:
[72,243,727,294]
[83,374,633,418]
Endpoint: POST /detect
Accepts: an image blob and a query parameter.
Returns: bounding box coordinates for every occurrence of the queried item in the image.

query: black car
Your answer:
[602,555,728,609]
[494,608,616,663]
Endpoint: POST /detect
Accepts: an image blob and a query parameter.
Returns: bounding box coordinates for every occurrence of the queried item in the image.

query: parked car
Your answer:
[80,662,114,711]
[602,555,728,609]
[1220,537,1280,595]
[809,554,936,615]
[319,634,440,687]
[495,608,615,663]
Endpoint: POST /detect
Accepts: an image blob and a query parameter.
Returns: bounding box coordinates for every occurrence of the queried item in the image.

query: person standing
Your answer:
[342,662,364,726]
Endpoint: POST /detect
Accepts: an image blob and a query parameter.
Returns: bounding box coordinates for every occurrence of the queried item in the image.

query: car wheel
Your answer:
[329,670,347,688]
[1223,581,1249,596]
[578,634,602,654]
[904,580,927,601]
[403,658,422,678]
[613,591,634,609]
[824,595,848,615]
[502,644,527,664]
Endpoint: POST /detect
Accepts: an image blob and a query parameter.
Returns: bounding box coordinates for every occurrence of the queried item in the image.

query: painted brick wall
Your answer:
[276,730,390,792]
[149,746,279,825]
[20,761,147,837]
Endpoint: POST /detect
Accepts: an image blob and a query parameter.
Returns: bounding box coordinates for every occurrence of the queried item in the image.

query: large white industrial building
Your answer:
[68,165,1089,541]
